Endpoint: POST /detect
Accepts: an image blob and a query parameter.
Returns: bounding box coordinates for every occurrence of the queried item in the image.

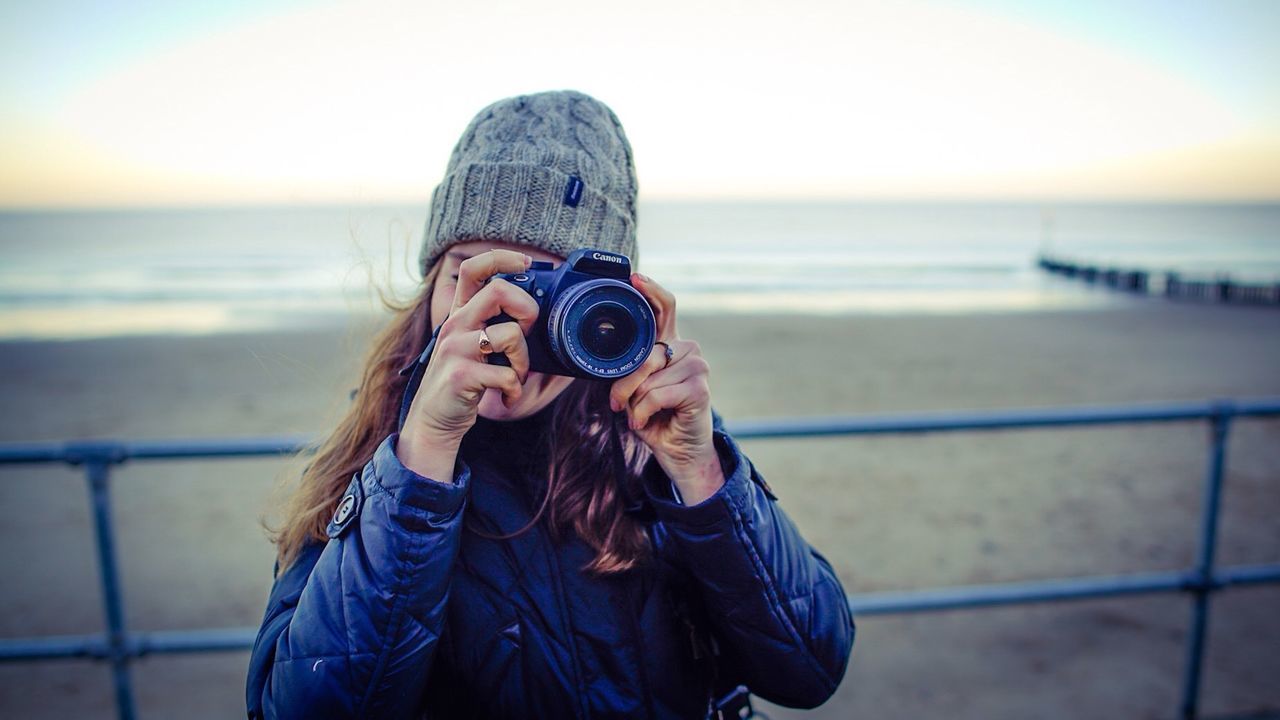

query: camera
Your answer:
[485,248,656,380]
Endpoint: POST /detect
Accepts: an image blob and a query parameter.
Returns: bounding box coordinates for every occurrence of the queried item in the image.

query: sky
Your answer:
[1,0,1277,208]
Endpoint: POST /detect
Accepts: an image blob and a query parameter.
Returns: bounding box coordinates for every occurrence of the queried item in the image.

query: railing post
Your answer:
[1179,404,1232,720]
[86,460,136,720]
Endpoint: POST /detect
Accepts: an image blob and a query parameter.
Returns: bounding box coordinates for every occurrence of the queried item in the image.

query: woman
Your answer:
[246,90,854,719]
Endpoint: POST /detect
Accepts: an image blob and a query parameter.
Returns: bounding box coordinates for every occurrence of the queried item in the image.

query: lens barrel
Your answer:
[547,279,655,378]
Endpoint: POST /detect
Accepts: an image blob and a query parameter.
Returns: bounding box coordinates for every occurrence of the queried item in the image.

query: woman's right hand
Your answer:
[397,249,539,480]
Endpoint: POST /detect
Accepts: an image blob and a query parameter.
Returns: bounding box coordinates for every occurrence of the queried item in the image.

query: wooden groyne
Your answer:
[1037,256,1280,306]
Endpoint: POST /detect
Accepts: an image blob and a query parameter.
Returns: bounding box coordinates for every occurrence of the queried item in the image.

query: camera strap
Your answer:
[396,320,446,434]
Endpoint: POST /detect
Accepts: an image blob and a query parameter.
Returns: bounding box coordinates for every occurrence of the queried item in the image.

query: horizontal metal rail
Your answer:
[847,563,1280,616]
[1,396,1277,720]
[3,398,1278,465]
[0,627,259,661]
[727,397,1280,438]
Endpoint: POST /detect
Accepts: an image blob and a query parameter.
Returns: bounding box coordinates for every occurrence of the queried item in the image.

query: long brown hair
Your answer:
[269,262,653,575]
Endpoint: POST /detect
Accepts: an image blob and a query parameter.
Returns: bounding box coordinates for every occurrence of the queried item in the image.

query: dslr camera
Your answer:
[486,248,656,380]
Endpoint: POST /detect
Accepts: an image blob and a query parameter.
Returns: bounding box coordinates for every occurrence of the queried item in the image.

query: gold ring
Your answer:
[478,328,494,355]
[654,341,674,369]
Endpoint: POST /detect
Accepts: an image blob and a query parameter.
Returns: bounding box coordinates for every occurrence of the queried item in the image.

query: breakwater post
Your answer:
[1037,256,1279,306]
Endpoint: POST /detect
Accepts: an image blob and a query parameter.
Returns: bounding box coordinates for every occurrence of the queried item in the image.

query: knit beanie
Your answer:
[419,90,639,277]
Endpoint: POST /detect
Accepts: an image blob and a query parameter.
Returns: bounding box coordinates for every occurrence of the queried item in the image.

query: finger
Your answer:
[611,338,700,412]
[630,353,705,410]
[631,272,679,340]
[478,322,530,384]
[609,343,670,412]
[448,278,541,335]
[469,363,524,408]
[436,314,528,369]
[452,249,533,315]
[630,382,707,431]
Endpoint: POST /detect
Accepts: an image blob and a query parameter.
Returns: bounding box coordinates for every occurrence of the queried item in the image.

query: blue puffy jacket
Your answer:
[246,405,854,718]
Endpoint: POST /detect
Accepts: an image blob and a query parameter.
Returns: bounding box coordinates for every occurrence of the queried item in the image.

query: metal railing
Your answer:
[1,397,1278,720]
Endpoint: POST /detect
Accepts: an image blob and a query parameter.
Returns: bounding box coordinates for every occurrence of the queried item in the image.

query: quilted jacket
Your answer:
[246,403,854,718]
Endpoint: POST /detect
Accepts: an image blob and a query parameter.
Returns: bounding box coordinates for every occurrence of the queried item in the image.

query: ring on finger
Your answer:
[478,328,494,356]
[654,341,674,369]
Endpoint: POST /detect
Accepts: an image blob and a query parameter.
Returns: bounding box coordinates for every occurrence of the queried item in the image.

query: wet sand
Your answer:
[0,301,1277,718]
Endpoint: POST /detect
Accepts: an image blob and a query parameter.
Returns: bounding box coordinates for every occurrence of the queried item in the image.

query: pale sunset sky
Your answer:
[2,0,1277,208]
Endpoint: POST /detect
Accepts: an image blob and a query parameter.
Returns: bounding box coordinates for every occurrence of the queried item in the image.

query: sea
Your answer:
[0,202,1277,340]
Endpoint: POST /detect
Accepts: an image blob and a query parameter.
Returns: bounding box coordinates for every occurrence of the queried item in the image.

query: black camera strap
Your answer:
[396,321,446,434]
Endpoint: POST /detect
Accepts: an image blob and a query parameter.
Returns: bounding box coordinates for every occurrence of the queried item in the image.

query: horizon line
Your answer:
[4,195,1280,213]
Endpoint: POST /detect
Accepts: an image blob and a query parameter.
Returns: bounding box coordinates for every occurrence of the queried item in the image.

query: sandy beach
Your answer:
[0,301,1277,719]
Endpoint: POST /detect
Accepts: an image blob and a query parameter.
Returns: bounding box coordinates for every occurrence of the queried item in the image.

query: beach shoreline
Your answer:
[0,283,1141,343]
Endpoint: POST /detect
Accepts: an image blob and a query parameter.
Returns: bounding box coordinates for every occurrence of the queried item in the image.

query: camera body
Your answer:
[486,248,656,380]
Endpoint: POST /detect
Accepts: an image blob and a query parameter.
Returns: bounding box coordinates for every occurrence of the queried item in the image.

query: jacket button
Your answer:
[334,494,356,525]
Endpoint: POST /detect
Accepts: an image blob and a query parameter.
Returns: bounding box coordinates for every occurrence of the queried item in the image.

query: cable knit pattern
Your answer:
[420,91,639,275]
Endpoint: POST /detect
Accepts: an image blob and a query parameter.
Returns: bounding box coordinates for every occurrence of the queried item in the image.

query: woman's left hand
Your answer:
[609,273,725,505]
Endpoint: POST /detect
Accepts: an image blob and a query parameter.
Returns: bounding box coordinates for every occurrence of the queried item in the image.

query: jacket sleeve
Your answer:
[246,433,471,720]
[642,411,855,709]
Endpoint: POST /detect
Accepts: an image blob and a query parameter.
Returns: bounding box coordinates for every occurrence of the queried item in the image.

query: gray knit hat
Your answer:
[419,90,638,276]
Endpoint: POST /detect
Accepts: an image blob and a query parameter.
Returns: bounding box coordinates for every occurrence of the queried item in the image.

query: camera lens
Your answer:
[578,302,636,360]
[547,278,656,379]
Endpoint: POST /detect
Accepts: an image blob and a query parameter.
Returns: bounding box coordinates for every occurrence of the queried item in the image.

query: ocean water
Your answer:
[0,202,1277,339]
